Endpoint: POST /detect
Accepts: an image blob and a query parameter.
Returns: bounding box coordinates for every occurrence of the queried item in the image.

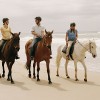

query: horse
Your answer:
[0,32,20,84]
[25,30,53,84]
[56,40,97,82]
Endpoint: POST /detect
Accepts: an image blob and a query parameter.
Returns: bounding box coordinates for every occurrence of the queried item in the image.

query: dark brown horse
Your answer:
[0,32,20,84]
[25,30,53,84]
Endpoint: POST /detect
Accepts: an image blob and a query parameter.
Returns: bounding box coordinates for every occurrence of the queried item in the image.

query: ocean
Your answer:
[19,32,100,72]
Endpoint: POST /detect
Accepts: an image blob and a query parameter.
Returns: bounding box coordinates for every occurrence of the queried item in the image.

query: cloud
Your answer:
[0,0,100,32]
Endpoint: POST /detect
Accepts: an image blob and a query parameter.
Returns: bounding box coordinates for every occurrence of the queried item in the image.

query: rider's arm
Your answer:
[66,32,68,46]
[75,30,78,41]
[76,31,78,39]
[31,26,40,37]
[41,31,45,38]
[31,31,40,37]
[41,27,45,38]
[1,28,7,39]
[74,30,78,43]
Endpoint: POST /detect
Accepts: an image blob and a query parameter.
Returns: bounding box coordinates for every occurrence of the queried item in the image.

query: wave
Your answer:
[21,36,100,47]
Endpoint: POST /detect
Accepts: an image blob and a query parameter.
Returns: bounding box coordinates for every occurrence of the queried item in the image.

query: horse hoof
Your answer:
[0,74,1,78]
[11,81,15,84]
[84,79,87,82]
[67,76,70,79]
[33,76,36,79]
[37,79,40,81]
[2,74,5,78]
[28,74,31,78]
[56,74,59,77]
[7,78,10,81]
[25,64,29,70]
[49,81,52,84]
[75,79,79,81]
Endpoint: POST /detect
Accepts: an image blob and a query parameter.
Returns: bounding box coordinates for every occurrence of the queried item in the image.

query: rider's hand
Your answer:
[74,39,77,43]
[37,34,41,37]
[66,42,68,46]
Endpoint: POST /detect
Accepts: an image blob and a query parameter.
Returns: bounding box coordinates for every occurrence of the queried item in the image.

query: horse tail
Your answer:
[56,45,62,76]
[25,39,33,70]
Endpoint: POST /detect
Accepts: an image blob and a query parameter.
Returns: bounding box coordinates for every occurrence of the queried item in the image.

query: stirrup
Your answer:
[30,56,34,60]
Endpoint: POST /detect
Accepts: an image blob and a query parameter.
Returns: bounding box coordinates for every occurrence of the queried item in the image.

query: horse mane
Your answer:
[2,33,20,60]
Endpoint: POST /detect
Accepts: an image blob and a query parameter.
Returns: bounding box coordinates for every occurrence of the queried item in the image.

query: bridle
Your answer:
[11,36,20,51]
[42,34,52,47]
[77,40,92,54]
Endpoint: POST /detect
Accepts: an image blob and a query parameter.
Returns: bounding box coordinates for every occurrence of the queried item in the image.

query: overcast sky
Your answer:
[0,0,100,34]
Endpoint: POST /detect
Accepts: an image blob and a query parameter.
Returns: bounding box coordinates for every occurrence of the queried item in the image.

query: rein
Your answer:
[77,40,92,53]
[42,36,49,47]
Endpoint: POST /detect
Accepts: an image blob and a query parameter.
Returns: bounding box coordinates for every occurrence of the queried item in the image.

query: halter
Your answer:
[43,36,47,46]
[77,40,92,54]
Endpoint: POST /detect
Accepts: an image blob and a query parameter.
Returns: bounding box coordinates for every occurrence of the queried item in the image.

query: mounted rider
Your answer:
[30,16,52,60]
[66,22,78,59]
[0,18,19,59]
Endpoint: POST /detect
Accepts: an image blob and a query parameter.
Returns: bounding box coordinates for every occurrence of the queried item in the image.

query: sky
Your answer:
[0,0,100,34]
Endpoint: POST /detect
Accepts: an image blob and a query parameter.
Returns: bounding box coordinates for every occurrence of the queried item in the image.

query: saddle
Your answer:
[62,42,75,60]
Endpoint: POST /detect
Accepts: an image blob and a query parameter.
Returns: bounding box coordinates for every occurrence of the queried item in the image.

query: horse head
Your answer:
[43,29,53,47]
[11,32,20,51]
[89,40,97,58]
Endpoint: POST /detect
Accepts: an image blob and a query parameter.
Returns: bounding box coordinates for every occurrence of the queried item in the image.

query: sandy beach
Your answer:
[0,58,100,100]
[0,33,100,100]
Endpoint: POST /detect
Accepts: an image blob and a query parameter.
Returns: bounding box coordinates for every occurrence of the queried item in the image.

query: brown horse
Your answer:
[25,30,53,84]
[0,32,20,84]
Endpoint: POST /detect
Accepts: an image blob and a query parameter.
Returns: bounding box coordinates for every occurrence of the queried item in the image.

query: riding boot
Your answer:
[30,38,42,60]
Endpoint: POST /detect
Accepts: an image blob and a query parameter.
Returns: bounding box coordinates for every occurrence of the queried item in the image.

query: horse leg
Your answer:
[7,62,14,84]
[28,60,31,78]
[26,54,31,70]
[65,60,70,78]
[56,53,62,77]
[81,61,87,82]
[33,61,36,79]
[74,61,79,81]
[6,62,10,81]
[37,62,40,81]
[46,60,52,84]
[2,61,5,78]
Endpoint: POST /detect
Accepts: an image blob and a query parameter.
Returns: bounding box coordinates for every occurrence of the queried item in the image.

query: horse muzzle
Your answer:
[14,46,20,51]
[92,54,97,58]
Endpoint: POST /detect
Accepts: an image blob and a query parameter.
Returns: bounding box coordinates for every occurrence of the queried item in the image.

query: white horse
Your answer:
[56,40,97,82]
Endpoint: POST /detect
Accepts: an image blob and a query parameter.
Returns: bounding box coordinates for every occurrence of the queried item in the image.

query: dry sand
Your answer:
[0,59,100,100]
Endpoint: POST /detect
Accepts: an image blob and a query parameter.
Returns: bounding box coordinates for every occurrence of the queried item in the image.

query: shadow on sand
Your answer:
[59,76,100,87]
[0,78,30,91]
[30,78,67,91]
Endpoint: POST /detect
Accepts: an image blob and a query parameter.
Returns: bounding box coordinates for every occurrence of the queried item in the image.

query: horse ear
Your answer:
[19,32,21,35]
[11,32,14,36]
[51,30,53,34]
[45,29,48,34]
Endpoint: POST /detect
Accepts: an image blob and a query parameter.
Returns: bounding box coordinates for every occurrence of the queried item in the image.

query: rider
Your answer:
[66,22,78,59]
[30,16,45,59]
[0,18,19,59]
